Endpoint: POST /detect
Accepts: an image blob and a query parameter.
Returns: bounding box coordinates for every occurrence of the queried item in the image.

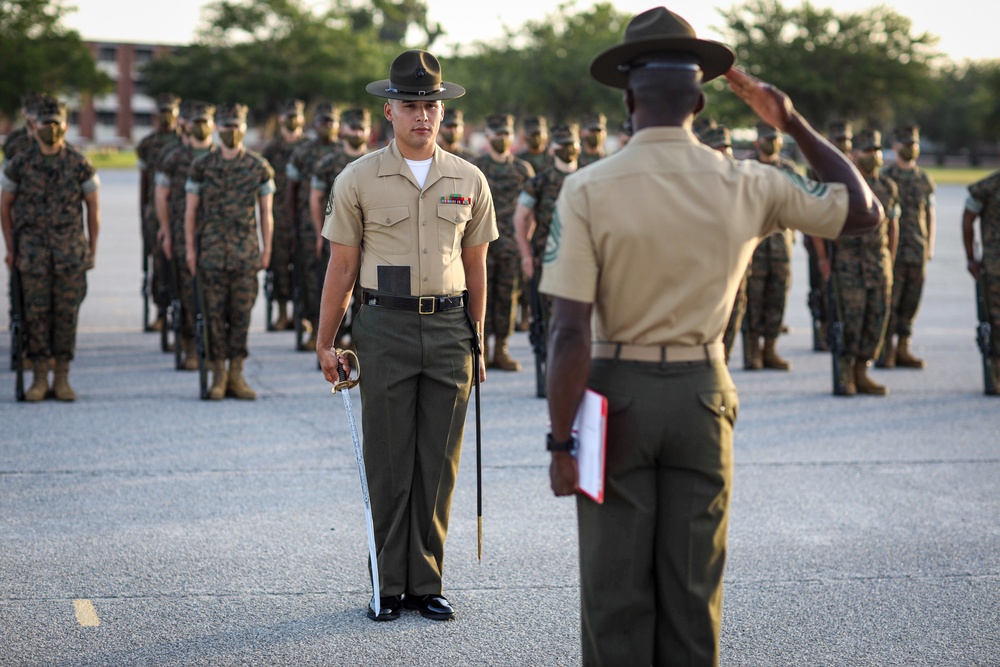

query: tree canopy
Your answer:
[0,0,111,118]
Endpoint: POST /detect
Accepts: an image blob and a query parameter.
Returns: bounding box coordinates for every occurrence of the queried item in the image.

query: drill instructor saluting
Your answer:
[316,50,497,622]
[541,7,882,665]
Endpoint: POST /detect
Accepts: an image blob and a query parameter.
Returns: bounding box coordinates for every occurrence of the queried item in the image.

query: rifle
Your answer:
[141,241,153,331]
[9,237,26,401]
[975,270,997,395]
[527,274,547,399]
[168,255,183,370]
[192,240,212,400]
[825,240,851,395]
[808,286,826,352]
[740,306,752,370]
[156,248,171,352]
[264,267,276,331]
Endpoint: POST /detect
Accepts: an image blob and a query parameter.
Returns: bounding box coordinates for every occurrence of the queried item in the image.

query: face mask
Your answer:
[36,124,65,146]
[526,133,546,151]
[758,139,778,156]
[490,137,512,154]
[346,134,367,149]
[898,144,918,161]
[218,127,244,149]
[159,111,177,127]
[554,145,579,164]
[315,124,335,142]
[190,122,211,141]
[856,153,883,173]
[584,133,602,149]
[284,116,303,132]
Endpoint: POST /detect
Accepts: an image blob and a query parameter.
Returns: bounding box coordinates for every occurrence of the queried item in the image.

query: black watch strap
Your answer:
[546,433,576,452]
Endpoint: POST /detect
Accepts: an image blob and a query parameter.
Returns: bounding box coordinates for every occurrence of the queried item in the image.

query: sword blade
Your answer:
[340,386,381,617]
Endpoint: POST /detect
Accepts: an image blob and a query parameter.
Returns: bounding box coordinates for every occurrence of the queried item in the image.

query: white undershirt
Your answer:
[405,157,433,189]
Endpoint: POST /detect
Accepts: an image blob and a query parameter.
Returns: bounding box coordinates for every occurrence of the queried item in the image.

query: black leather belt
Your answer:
[362,290,464,315]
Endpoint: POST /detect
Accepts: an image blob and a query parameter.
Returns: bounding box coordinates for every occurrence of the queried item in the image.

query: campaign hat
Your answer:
[590,7,734,88]
[366,50,466,101]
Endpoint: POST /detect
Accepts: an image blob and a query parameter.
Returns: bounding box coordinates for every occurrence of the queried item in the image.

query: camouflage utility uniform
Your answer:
[472,114,535,368]
[965,171,1000,389]
[2,141,99,397]
[881,158,935,368]
[187,149,275,364]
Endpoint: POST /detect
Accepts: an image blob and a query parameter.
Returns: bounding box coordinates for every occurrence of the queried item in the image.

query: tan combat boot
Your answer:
[876,335,896,368]
[226,357,257,400]
[762,337,791,370]
[24,363,50,402]
[492,337,522,371]
[208,360,228,400]
[895,337,925,368]
[181,338,199,371]
[840,357,857,396]
[274,302,289,331]
[303,321,318,351]
[52,360,77,402]
[989,359,1000,396]
[854,358,888,396]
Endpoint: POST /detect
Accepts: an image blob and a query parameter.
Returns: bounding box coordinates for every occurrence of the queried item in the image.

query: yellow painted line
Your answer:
[73,599,100,627]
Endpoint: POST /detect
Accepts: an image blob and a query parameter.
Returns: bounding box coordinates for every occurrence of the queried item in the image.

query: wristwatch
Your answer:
[546,433,576,453]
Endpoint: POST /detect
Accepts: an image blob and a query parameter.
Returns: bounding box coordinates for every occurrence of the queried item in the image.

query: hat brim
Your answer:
[590,37,735,89]
[366,80,466,101]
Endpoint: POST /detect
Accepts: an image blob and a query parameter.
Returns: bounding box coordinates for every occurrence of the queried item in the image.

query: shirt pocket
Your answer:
[437,203,471,254]
[366,206,411,256]
[697,388,739,428]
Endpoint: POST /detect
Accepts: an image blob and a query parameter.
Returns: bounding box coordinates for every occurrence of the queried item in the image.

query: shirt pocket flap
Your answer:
[438,203,472,226]
[368,206,409,227]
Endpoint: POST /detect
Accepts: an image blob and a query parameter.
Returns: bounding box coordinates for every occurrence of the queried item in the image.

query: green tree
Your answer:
[715,1,939,131]
[916,60,1000,165]
[0,0,112,118]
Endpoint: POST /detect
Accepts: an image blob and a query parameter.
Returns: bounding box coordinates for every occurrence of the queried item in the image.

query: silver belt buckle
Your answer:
[418,296,436,314]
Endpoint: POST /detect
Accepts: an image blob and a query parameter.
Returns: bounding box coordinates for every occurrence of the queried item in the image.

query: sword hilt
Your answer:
[332,348,361,392]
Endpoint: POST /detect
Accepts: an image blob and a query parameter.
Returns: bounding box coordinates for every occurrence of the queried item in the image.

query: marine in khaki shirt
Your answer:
[539,8,883,667]
[316,50,497,624]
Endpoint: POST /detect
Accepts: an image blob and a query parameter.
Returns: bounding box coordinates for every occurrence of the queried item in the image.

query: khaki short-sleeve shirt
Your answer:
[540,127,848,347]
[322,141,498,296]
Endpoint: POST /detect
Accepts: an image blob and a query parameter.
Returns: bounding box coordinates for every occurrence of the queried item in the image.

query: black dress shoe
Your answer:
[403,593,455,620]
[367,595,402,621]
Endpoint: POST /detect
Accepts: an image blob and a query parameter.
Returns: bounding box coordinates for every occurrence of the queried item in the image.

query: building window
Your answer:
[134,48,154,64]
[98,46,117,62]
[134,112,153,127]
[68,110,79,125]
[97,111,117,126]
[134,78,150,95]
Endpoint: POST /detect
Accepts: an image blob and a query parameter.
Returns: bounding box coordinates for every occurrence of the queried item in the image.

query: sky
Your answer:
[62,0,995,63]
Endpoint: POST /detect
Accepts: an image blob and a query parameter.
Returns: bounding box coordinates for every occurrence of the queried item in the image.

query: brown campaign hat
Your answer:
[590,7,734,89]
[366,50,466,101]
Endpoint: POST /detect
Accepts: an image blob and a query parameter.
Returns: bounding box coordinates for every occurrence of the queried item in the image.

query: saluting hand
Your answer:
[725,67,795,133]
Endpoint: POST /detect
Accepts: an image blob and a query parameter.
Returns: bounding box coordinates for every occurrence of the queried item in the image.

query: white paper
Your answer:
[572,389,607,503]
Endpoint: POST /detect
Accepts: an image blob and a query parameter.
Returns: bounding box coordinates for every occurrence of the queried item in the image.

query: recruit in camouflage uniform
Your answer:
[516,115,553,176]
[155,101,217,370]
[261,98,306,330]
[309,107,371,350]
[436,108,477,160]
[804,120,853,352]
[1,96,101,402]
[137,93,181,332]
[880,124,936,369]
[962,167,1000,393]
[286,101,340,349]
[184,102,275,400]
[744,121,798,370]
[701,124,752,362]
[2,92,42,166]
[472,113,535,370]
[816,129,899,395]
[578,112,607,169]
[514,123,580,335]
